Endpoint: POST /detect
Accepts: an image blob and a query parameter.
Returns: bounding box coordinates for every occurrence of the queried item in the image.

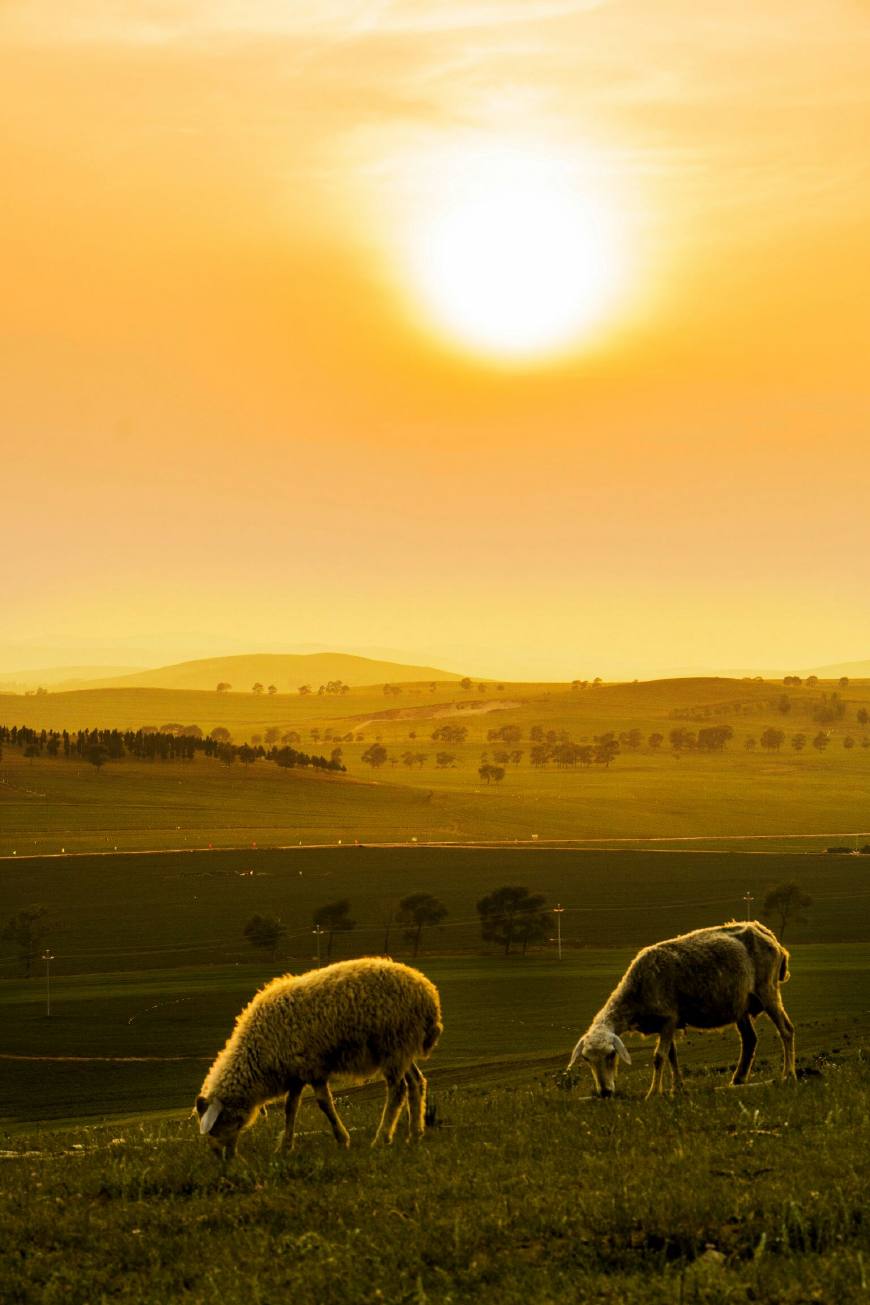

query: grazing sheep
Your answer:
[568,921,796,1098]
[195,957,442,1158]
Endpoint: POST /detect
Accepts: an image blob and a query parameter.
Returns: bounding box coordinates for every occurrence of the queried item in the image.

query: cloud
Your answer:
[1,0,608,46]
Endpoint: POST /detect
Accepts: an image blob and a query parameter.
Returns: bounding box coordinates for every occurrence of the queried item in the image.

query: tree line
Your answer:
[241,886,551,963]
[2,880,815,978]
[0,725,345,774]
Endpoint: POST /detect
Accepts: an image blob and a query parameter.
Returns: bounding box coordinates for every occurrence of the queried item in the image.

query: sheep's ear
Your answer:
[612,1034,631,1065]
[567,1037,585,1069]
[199,1098,224,1134]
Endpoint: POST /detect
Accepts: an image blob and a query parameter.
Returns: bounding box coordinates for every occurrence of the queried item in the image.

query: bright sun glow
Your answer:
[404,142,628,361]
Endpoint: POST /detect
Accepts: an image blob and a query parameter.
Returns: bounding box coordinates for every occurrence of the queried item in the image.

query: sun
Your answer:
[403,141,628,362]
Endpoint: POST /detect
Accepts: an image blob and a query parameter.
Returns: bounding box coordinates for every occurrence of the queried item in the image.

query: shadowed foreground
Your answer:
[2,1061,868,1303]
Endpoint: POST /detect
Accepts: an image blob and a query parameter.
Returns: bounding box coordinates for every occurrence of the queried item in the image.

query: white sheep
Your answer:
[569,921,796,1098]
[195,957,442,1158]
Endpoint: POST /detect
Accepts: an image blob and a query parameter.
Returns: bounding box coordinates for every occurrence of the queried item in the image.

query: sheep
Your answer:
[195,956,442,1159]
[568,921,796,1099]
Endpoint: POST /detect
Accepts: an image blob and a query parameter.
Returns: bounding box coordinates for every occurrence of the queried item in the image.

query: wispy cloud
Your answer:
[1,0,608,45]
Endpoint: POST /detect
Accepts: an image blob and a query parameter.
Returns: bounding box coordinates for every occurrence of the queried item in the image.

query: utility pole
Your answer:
[43,949,54,1017]
[553,904,565,961]
[743,892,754,921]
[313,924,323,964]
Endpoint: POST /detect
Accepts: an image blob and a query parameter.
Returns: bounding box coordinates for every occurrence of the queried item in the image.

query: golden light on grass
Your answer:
[400,139,630,363]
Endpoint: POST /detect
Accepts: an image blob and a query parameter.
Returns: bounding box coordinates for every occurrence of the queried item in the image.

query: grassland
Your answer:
[2,838,868,1300]
[3,1062,869,1303]
[1,844,868,1125]
[4,675,870,853]
[4,677,869,1300]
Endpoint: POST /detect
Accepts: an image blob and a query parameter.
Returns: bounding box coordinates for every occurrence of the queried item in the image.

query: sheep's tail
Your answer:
[779,945,791,984]
[421,1012,443,1057]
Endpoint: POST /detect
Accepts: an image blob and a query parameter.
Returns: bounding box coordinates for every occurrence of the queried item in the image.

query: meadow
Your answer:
[2,1049,868,1302]
[2,844,869,1126]
[3,677,870,1300]
[3,675,870,854]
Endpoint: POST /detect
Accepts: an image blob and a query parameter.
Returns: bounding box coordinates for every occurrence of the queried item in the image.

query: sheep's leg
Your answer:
[312,1081,351,1148]
[277,1078,304,1153]
[372,1071,408,1147]
[405,1062,427,1140]
[667,1040,684,1093]
[765,1001,797,1082]
[732,1014,758,1085]
[647,1024,675,1098]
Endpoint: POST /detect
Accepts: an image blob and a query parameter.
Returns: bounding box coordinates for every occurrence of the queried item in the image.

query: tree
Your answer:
[298,685,312,695]
[210,726,232,743]
[431,724,468,745]
[858,708,869,727]
[2,906,49,977]
[477,886,547,956]
[435,751,456,768]
[252,682,264,695]
[806,675,819,688]
[267,684,278,696]
[791,733,807,751]
[264,727,281,746]
[760,728,786,751]
[696,726,734,752]
[812,731,830,752]
[762,883,812,940]
[648,732,664,750]
[86,744,110,772]
[216,682,231,693]
[460,677,473,691]
[593,733,620,768]
[362,743,388,769]
[839,677,850,689]
[243,913,285,960]
[312,900,355,960]
[396,893,447,957]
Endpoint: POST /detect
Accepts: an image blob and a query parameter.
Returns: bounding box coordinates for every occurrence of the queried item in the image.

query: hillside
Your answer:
[0,665,143,692]
[55,652,462,692]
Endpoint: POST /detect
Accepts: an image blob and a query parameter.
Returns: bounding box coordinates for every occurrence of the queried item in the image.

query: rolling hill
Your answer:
[34,652,463,693]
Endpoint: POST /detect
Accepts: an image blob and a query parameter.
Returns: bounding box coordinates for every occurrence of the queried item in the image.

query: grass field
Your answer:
[4,681,870,855]
[2,822,868,1300]
[1,845,869,1126]
[3,1062,869,1303]
[3,677,870,1300]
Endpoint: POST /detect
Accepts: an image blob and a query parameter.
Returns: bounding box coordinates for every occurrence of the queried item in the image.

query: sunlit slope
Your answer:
[64,652,463,692]
[3,676,870,851]
[0,673,843,735]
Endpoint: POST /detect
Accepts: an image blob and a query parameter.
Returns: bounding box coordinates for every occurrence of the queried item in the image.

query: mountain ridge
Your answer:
[42,652,464,693]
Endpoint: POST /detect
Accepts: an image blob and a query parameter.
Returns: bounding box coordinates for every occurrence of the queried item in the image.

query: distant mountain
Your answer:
[803,658,870,680]
[656,659,870,681]
[62,652,463,692]
[0,665,145,692]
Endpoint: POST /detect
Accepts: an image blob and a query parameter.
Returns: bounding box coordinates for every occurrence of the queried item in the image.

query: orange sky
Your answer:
[2,1,869,679]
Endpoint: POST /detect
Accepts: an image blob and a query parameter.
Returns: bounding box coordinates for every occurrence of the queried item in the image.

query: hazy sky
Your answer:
[3,1,869,679]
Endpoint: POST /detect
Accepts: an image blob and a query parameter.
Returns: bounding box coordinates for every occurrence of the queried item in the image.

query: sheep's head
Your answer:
[194,1094,259,1158]
[570,1028,631,1098]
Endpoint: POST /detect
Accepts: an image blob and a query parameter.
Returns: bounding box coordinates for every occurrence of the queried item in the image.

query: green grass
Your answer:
[3,943,869,1127]
[2,845,869,975]
[4,675,870,853]
[3,1064,869,1303]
